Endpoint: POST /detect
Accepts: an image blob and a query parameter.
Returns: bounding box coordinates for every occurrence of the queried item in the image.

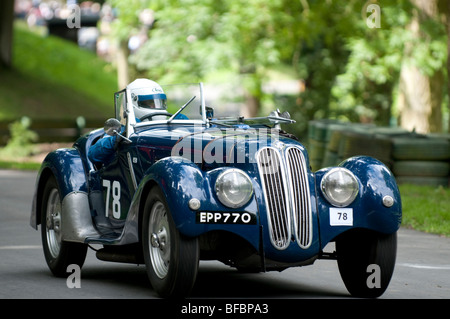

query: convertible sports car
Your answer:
[30,82,401,298]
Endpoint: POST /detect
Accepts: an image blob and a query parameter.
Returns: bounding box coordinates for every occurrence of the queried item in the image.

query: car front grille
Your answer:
[257,146,312,250]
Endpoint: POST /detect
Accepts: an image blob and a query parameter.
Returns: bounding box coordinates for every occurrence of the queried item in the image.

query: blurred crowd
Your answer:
[15,0,105,27]
[13,0,150,61]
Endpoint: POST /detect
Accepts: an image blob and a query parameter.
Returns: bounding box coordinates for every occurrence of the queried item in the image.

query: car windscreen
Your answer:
[162,83,204,121]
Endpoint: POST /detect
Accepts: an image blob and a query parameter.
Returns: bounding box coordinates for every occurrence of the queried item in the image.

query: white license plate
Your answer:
[196,212,256,224]
[329,208,353,226]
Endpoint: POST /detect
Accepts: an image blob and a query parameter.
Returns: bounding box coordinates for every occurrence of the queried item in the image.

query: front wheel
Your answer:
[41,176,88,277]
[142,186,199,298]
[336,229,397,298]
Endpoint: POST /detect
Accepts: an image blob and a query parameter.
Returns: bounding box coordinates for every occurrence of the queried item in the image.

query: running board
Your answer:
[95,244,144,264]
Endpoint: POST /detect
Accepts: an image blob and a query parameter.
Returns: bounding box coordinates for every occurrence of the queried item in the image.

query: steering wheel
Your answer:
[139,111,173,122]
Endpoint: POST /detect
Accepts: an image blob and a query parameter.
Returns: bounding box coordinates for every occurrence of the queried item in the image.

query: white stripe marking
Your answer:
[0,245,41,250]
[398,263,450,270]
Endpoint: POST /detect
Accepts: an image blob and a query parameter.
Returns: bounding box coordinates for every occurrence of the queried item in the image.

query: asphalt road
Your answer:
[1,169,449,302]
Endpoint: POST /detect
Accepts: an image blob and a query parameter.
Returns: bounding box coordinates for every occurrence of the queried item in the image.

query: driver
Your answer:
[129,78,169,121]
[89,78,171,166]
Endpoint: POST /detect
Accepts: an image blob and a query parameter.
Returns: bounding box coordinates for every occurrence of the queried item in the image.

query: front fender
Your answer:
[123,156,209,241]
[126,156,260,249]
[144,156,209,230]
[316,156,402,247]
[30,148,88,229]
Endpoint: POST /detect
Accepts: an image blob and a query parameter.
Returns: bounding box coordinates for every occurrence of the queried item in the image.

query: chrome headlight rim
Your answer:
[215,169,253,208]
[321,167,359,207]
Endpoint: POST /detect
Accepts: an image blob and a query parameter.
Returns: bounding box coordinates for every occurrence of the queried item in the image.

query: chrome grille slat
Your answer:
[257,148,290,249]
[287,147,312,248]
[257,146,312,250]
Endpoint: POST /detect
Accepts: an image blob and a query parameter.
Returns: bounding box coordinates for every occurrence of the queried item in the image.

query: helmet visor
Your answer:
[137,93,167,109]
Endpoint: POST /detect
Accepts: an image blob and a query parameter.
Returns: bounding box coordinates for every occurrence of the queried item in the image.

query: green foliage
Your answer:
[108,0,153,41]
[330,0,447,127]
[128,0,286,93]
[277,1,363,138]
[0,118,38,159]
[109,0,449,135]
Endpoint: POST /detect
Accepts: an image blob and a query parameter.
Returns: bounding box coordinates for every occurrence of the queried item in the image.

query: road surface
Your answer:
[0,169,449,302]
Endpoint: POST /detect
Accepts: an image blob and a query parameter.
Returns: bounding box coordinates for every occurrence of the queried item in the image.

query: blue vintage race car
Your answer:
[30,82,401,298]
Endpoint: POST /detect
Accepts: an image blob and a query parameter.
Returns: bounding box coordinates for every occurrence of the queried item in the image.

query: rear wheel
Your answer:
[336,229,397,298]
[41,176,88,277]
[142,186,199,298]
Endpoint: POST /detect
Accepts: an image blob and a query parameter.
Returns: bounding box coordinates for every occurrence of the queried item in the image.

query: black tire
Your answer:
[392,137,450,161]
[396,176,449,187]
[142,186,199,298]
[322,150,339,167]
[341,131,393,169]
[41,176,88,277]
[327,128,345,153]
[336,229,397,298]
[393,161,449,177]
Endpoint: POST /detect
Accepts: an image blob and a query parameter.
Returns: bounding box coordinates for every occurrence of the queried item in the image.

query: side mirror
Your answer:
[200,106,214,119]
[104,118,121,136]
[206,106,214,119]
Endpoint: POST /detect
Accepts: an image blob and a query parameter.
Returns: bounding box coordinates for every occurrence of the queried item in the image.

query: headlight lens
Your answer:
[321,167,359,207]
[215,169,253,208]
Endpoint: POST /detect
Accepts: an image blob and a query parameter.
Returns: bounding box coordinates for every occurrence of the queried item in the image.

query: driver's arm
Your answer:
[88,135,117,165]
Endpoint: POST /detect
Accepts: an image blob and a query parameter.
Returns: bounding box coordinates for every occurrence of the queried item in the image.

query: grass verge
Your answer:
[0,21,117,122]
[399,184,450,237]
[0,161,41,171]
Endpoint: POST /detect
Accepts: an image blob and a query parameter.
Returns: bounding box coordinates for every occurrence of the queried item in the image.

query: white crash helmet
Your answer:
[127,79,167,120]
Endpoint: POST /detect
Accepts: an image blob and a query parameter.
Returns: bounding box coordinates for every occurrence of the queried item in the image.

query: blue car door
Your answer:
[98,143,139,228]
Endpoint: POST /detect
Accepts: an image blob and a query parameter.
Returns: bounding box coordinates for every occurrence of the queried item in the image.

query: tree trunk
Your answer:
[116,39,130,89]
[240,69,262,118]
[0,0,14,69]
[447,0,450,132]
[242,91,261,118]
[398,66,443,133]
[398,0,444,133]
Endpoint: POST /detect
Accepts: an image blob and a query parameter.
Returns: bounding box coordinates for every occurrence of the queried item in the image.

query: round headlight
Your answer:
[215,169,253,208]
[321,167,359,207]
